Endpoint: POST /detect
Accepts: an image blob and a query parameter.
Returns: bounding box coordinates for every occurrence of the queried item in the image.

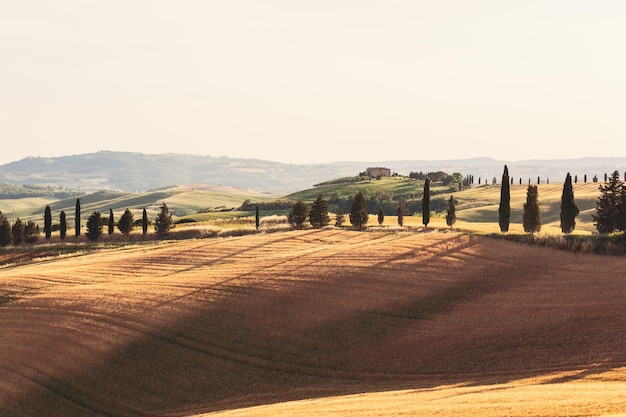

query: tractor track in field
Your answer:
[3,230,626,416]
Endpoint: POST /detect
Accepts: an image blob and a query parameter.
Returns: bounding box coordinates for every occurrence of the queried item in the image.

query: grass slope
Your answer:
[285,178,601,233]
[0,185,277,223]
[2,230,626,416]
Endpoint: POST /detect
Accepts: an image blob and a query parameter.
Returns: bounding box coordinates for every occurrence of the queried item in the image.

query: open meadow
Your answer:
[2,229,626,416]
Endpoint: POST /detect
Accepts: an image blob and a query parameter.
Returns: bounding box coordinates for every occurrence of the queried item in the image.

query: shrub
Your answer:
[24,221,39,244]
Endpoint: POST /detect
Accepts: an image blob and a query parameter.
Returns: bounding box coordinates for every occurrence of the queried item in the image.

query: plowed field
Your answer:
[1,230,626,416]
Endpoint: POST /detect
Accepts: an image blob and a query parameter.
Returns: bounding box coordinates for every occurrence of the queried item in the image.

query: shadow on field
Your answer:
[5,234,626,416]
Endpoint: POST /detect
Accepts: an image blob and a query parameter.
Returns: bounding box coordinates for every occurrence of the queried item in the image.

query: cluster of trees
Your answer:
[0,183,81,199]
[497,166,579,234]
[0,213,40,246]
[287,184,453,231]
[0,199,174,247]
[288,195,332,229]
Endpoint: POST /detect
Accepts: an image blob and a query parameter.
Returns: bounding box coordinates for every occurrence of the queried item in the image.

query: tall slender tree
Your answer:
[59,211,67,240]
[523,185,541,233]
[446,195,456,228]
[377,207,385,225]
[255,204,260,230]
[397,201,404,227]
[560,172,579,234]
[44,205,52,239]
[498,165,511,232]
[75,198,81,237]
[422,178,431,228]
[349,191,368,229]
[108,209,115,235]
[142,208,148,235]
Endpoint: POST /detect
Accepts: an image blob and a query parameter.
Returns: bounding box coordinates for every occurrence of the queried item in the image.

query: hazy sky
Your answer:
[1,1,625,165]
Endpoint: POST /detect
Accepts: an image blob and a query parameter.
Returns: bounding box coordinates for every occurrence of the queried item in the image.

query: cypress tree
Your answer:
[377,207,385,225]
[44,205,52,239]
[75,198,81,237]
[523,185,541,233]
[118,209,134,235]
[86,211,103,241]
[397,201,404,227]
[255,204,260,230]
[59,211,67,240]
[155,203,173,237]
[0,211,12,247]
[422,178,430,228]
[12,218,25,245]
[108,209,115,235]
[288,200,309,229]
[593,170,624,234]
[309,195,330,228]
[349,191,368,229]
[498,165,511,232]
[560,173,579,234]
[142,208,148,235]
[446,195,456,228]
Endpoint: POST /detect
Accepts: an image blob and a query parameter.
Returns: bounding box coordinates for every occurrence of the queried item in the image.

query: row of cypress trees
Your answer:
[289,166,581,234]
[498,166,580,234]
[0,199,174,246]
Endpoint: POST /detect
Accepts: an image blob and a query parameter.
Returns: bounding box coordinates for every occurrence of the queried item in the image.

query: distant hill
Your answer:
[1,151,625,193]
[2,184,276,222]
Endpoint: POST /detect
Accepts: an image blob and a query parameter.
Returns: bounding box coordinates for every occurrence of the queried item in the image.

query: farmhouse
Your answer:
[365,167,391,177]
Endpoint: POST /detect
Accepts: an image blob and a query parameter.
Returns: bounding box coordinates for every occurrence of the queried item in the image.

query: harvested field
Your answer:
[1,229,626,416]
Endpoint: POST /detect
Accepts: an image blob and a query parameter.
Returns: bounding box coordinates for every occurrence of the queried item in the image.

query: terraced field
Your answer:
[1,230,626,416]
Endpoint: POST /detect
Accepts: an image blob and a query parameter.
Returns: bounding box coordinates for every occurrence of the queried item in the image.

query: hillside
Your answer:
[1,151,626,193]
[283,177,601,234]
[0,178,603,234]
[2,230,626,416]
[0,184,277,223]
[0,152,357,193]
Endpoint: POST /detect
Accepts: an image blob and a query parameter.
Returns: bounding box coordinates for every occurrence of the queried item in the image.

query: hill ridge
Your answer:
[2,151,626,193]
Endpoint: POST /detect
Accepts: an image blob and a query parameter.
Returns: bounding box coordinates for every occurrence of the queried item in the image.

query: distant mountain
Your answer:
[0,151,625,193]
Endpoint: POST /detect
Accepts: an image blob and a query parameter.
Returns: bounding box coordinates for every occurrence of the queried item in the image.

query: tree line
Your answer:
[2,167,625,247]
[287,165,623,236]
[0,199,174,247]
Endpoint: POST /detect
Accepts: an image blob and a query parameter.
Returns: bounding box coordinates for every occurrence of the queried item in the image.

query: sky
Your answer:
[1,1,625,165]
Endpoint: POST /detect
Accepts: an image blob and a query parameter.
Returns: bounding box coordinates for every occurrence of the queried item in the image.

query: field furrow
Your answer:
[2,230,626,416]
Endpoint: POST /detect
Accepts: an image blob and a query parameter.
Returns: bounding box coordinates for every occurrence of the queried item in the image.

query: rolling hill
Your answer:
[0,184,277,224]
[0,176,604,235]
[1,151,626,193]
[2,230,626,416]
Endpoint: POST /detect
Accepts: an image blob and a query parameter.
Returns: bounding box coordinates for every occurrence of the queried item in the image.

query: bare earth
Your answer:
[1,230,626,416]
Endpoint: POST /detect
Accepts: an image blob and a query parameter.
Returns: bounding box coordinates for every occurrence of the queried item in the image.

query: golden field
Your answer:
[2,229,626,416]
